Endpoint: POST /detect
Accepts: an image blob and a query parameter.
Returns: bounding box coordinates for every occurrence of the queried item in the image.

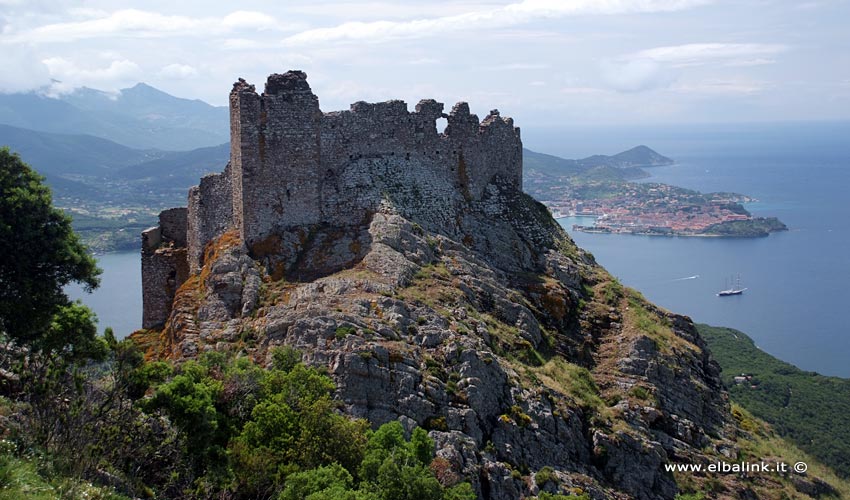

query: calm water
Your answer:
[65,123,850,376]
[547,123,850,377]
[67,251,141,338]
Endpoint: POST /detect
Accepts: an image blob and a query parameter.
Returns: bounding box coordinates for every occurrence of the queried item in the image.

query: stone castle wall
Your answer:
[187,166,233,272]
[141,71,523,329]
[141,208,189,329]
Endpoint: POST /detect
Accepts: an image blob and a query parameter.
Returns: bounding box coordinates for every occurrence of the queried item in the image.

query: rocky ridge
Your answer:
[135,72,839,500]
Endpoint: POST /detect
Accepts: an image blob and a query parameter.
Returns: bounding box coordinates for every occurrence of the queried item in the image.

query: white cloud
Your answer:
[0,48,51,93]
[158,63,198,79]
[287,2,504,20]
[724,58,776,67]
[42,57,143,94]
[634,43,786,67]
[221,11,279,30]
[4,9,298,43]
[221,38,269,50]
[600,58,670,92]
[598,42,787,93]
[282,0,713,45]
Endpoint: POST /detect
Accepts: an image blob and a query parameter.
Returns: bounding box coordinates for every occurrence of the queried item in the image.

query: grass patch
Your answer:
[423,416,448,432]
[0,445,130,500]
[396,262,461,308]
[535,466,556,487]
[628,385,653,403]
[600,278,623,305]
[533,358,608,418]
[623,289,698,355]
[731,404,850,499]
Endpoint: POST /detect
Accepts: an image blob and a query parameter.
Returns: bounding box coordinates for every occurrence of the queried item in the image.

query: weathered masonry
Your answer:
[141,71,523,329]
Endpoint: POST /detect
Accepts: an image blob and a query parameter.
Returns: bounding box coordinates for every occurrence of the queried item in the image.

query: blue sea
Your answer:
[69,122,850,377]
[67,251,141,339]
[526,121,850,377]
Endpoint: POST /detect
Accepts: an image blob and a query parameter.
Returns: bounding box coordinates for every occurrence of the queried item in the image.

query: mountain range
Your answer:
[0,83,228,151]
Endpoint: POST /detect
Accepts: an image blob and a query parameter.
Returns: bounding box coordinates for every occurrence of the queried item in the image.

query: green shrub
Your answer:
[535,466,556,487]
[335,325,357,339]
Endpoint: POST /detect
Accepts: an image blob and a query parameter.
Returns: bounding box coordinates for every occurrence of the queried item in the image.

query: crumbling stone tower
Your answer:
[141,71,523,329]
[231,72,323,249]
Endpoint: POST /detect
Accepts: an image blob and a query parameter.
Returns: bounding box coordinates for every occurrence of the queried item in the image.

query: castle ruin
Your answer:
[142,71,523,329]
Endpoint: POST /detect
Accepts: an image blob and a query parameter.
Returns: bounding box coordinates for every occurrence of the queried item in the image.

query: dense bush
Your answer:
[1,342,475,499]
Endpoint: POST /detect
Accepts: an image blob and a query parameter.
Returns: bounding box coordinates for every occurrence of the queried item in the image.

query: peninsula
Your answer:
[524,147,787,237]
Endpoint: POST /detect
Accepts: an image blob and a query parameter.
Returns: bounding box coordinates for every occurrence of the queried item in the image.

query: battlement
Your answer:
[141,71,523,328]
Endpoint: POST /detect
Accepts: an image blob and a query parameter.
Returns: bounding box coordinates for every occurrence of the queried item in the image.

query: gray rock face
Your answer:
[139,71,760,499]
[152,186,739,499]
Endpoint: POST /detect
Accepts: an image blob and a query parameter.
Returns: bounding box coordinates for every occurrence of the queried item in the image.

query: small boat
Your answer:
[717,274,747,296]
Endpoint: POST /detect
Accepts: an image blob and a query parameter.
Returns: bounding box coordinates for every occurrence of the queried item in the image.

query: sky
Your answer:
[1,0,849,127]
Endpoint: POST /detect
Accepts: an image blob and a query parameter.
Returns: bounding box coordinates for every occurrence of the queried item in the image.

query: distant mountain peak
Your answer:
[0,81,229,150]
[121,82,167,95]
[607,144,673,167]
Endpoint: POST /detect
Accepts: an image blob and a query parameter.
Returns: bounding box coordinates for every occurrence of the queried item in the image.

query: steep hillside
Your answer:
[117,142,229,187]
[0,124,157,176]
[137,197,846,500]
[62,83,227,140]
[699,324,850,478]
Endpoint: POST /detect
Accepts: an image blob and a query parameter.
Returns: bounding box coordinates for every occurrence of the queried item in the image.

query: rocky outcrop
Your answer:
[146,191,744,499]
[136,71,827,499]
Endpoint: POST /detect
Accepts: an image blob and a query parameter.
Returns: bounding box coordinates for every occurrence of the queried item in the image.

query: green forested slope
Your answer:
[699,323,850,477]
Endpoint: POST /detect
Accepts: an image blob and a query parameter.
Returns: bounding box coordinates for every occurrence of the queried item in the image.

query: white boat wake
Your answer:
[672,275,700,281]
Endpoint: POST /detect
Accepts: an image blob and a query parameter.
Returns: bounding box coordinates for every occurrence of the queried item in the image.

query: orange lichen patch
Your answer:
[199,230,243,283]
[128,328,167,361]
[515,273,570,324]
[270,259,287,282]
[369,300,384,319]
[259,278,295,307]
[248,232,281,259]
[540,283,569,322]
[349,239,362,255]
[160,274,203,359]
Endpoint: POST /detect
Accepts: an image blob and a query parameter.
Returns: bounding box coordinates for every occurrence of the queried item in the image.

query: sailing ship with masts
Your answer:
[717,274,747,296]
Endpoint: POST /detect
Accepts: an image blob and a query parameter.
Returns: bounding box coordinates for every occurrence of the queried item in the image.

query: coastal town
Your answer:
[545,182,767,236]
[523,151,787,237]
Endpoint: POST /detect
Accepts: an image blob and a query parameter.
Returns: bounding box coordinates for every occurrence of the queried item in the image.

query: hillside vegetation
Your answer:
[699,324,850,477]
